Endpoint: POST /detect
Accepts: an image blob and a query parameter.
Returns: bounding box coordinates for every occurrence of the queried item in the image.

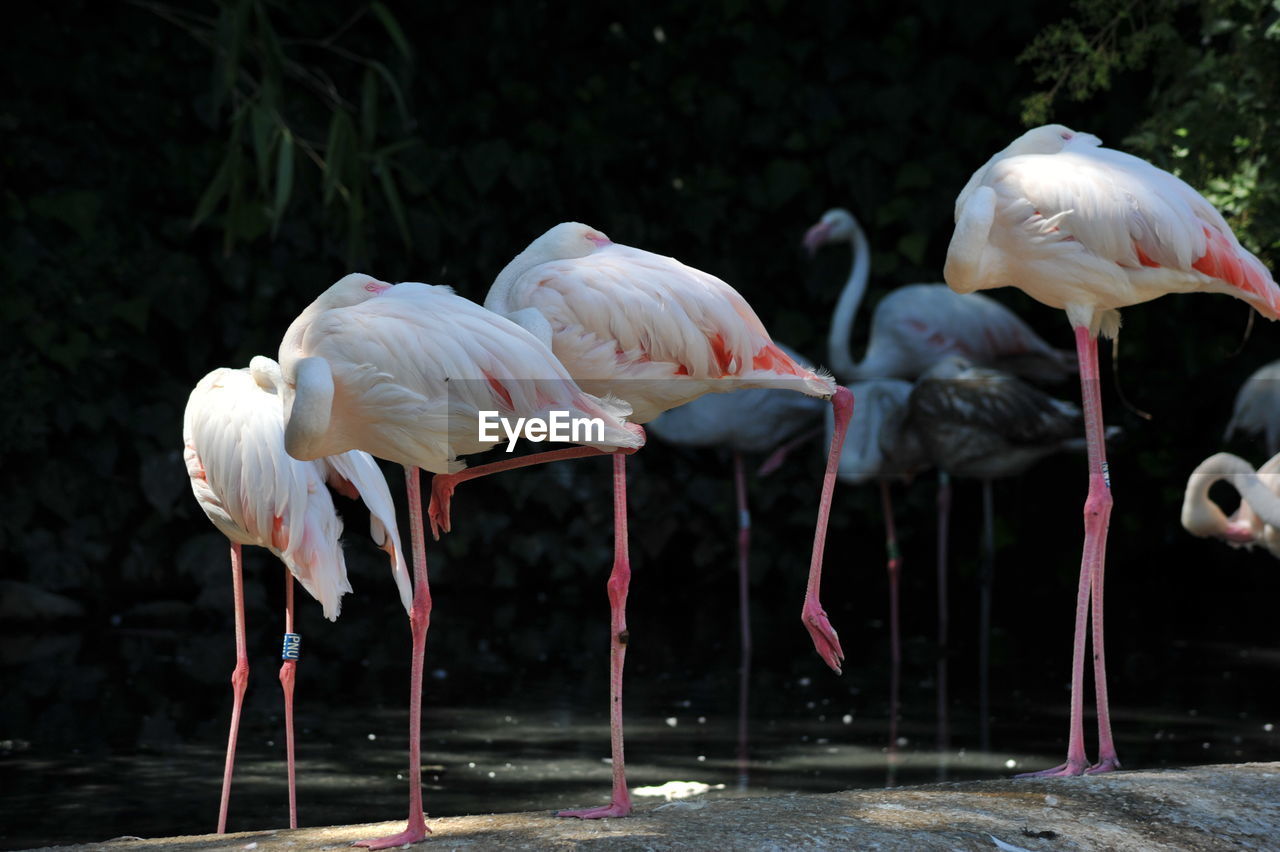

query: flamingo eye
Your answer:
[364,283,379,292]
[1060,131,1072,140]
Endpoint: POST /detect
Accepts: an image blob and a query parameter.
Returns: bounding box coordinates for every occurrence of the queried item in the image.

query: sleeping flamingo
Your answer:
[428,222,853,819]
[275,273,641,847]
[945,123,1280,776]
[1182,451,1280,557]
[183,356,410,834]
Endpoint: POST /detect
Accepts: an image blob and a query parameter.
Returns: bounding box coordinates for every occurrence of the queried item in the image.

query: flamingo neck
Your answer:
[487,243,547,317]
[826,218,871,382]
[1182,452,1280,542]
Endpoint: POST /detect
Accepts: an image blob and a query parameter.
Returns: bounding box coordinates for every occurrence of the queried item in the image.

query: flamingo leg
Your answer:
[356,466,432,848]
[1018,325,1117,778]
[278,570,298,829]
[978,478,994,753]
[427,431,643,539]
[800,386,854,673]
[756,425,822,477]
[559,453,634,818]
[879,479,901,787]
[936,471,951,770]
[216,542,249,834]
[733,451,752,790]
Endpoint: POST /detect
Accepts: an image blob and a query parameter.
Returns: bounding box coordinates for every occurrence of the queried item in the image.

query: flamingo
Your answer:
[904,354,1119,752]
[1225,360,1280,455]
[275,273,641,848]
[647,344,826,784]
[428,222,854,819]
[182,356,411,834]
[827,376,928,777]
[802,207,1075,384]
[945,122,1280,776]
[1182,452,1280,556]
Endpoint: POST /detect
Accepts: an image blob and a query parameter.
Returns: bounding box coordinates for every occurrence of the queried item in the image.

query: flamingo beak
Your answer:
[802,222,832,257]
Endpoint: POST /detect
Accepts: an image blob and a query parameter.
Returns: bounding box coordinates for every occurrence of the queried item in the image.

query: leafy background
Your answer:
[2,0,1279,846]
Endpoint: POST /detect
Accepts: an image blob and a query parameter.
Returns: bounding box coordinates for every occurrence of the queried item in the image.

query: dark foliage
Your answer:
[3,1,1280,843]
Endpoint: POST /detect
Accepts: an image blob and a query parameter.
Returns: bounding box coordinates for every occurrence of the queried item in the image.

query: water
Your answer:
[3,625,1279,850]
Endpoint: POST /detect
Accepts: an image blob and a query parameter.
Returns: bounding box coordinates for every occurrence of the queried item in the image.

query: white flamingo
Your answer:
[276,273,642,847]
[183,356,410,834]
[945,123,1280,776]
[1182,451,1280,558]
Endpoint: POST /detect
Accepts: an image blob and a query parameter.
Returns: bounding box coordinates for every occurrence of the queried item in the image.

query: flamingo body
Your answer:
[1182,452,1280,557]
[279,274,642,470]
[488,223,836,422]
[184,357,410,619]
[946,125,1280,333]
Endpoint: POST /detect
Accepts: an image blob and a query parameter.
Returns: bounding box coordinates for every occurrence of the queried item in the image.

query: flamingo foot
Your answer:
[556,801,632,819]
[353,820,430,849]
[1015,760,1089,779]
[427,475,456,540]
[1086,756,1121,775]
[802,603,844,675]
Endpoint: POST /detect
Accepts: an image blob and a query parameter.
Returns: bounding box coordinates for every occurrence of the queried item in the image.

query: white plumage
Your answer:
[183,356,410,619]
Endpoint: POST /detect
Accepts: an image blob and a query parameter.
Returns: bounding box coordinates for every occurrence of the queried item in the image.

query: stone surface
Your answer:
[18,762,1280,851]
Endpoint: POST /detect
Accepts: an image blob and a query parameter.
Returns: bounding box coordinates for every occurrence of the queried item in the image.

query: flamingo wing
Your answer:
[909,364,1081,448]
[507,244,821,388]
[996,146,1278,314]
[1225,360,1280,456]
[323,450,412,615]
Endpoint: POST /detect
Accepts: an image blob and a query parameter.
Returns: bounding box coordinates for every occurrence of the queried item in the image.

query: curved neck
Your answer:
[1183,452,1280,538]
[487,244,544,315]
[283,356,335,461]
[826,217,871,382]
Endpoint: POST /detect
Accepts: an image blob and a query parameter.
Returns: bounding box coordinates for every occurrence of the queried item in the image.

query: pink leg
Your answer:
[217,542,248,834]
[733,452,752,790]
[801,386,854,673]
[559,453,634,818]
[880,479,902,787]
[1018,325,1117,777]
[279,571,298,829]
[428,428,644,538]
[356,467,433,848]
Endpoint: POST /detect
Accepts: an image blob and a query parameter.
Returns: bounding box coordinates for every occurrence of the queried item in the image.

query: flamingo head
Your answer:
[249,355,284,393]
[533,222,613,260]
[802,208,858,256]
[321,273,392,308]
[1007,124,1103,156]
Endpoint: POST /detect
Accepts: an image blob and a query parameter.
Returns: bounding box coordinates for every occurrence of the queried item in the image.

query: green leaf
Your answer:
[377,155,412,251]
[250,104,275,193]
[272,128,294,236]
[323,111,354,207]
[367,59,411,129]
[191,154,233,230]
[360,68,378,148]
[370,2,414,61]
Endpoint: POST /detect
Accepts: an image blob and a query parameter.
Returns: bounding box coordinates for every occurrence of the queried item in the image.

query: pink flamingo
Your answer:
[182,356,410,834]
[429,222,854,819]
[1182,451,1280,556]
[946,123,1280,776]
[276,273,641,848]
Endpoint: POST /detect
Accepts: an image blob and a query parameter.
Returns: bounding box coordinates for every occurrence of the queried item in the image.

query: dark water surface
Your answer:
[3,620,1279,850]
